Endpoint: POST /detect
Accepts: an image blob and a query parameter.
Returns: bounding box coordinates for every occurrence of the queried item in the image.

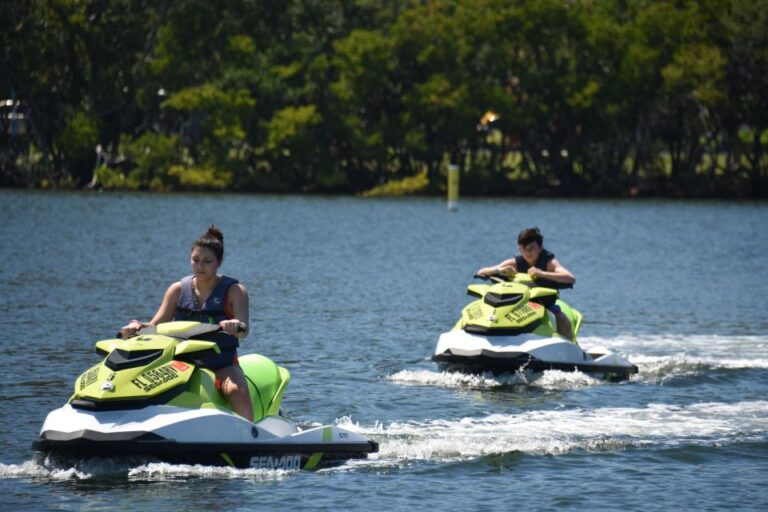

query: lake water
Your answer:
[1,190,766,511]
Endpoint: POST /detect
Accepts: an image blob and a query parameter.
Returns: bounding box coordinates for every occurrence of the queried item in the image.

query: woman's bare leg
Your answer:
[215,365,254,421]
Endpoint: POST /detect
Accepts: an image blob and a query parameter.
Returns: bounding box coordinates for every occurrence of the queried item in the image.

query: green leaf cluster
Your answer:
[1,0,766,197]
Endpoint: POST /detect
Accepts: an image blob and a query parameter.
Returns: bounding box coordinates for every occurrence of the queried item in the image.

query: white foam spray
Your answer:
[339,400,768,464]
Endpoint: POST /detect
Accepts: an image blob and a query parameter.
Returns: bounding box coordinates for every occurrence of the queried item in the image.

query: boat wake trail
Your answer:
[339,400,768,465]
[127,463,294,480]
[388,368,602,390]
[0,460,93,480]
[395,334,768,389]
[580,334,768,382]
[0,458,298,481]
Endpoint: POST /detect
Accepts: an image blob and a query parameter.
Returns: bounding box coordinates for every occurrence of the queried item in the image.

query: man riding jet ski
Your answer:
[432,274,638,381]
[475,227,576,340]
[32,321,378,469]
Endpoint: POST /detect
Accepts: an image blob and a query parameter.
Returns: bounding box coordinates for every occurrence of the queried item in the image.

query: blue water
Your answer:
[1,190,767,511]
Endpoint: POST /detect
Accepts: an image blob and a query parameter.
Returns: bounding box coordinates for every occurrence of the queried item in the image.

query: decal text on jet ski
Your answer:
[504,303,538,323]
[131,365,179,392]
[80,366,100,390]
[250,455,302,470]
[467,304,483,320]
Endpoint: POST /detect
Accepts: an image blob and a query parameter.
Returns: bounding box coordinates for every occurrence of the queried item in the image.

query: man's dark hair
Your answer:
[518,227,543,246]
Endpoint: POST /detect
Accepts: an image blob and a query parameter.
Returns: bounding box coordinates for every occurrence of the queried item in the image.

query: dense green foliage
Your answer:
[1,0,766,196]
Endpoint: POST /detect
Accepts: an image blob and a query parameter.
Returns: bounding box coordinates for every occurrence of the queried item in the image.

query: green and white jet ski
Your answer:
[32,321,378,469]
[433,274,638,381]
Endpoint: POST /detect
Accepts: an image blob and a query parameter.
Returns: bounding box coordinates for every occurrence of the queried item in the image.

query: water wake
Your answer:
[388,368,601,390]
[0,458,293,481]
[127,462,292,480]
[339,400,768,464]
[581,334,768,361]
[0,460,92,480]
[582,334,768,382]
[397,334,768,389]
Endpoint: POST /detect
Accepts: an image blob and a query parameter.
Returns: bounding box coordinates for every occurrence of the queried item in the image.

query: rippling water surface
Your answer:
[1,190,767,511]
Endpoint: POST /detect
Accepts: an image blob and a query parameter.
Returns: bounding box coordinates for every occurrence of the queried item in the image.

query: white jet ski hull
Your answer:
[32,404,377,469]
[433,330,638,380]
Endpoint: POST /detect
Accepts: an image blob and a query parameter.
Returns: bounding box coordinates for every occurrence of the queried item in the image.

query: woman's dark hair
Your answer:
[518,227,543,246]
[193,225,225,261]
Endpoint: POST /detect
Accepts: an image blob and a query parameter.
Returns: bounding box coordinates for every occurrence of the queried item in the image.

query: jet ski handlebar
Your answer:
[117,321,246,339]
[473,273,510,283]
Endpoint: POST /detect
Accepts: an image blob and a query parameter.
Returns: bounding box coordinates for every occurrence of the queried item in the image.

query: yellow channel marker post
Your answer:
[447,163,459,211]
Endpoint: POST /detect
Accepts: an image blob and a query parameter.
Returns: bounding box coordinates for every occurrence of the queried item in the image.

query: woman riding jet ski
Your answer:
[32,321,378,469]
[432,274,638,381]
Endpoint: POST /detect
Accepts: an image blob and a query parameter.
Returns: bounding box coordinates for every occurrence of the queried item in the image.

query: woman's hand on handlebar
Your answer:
[219,319,246,335]
[119,319,143,339]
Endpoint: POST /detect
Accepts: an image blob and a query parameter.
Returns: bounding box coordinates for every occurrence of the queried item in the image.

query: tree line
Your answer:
[1,0,766,197]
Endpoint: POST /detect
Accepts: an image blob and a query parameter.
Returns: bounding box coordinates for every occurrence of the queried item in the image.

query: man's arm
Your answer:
[476,258,518,277]
[527,257,575,284]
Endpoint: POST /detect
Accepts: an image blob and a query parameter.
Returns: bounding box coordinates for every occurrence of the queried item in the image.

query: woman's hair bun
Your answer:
[193,225,225,260]
[205,224,224,243]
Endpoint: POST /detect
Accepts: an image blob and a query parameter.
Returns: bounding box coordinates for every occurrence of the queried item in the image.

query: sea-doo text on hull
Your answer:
[33,322,377,469]
[433,275,637,381]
